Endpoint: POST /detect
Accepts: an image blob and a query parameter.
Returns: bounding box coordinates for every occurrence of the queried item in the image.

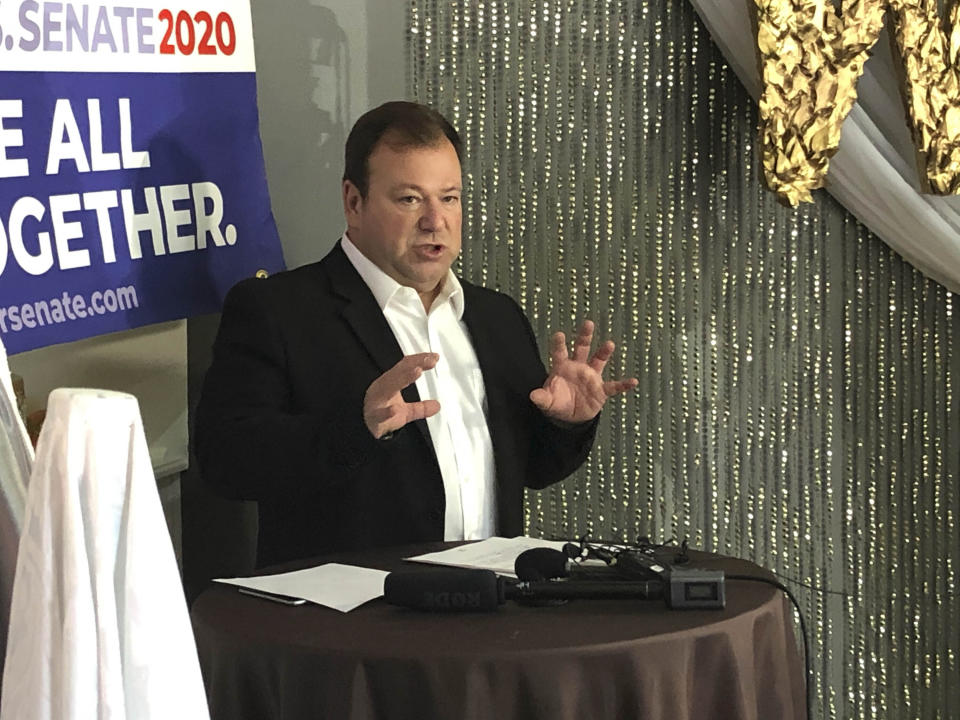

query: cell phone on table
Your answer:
[237,587,307,605]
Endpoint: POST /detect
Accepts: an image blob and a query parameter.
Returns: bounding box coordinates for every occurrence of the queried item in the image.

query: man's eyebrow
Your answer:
[392,183,462,193]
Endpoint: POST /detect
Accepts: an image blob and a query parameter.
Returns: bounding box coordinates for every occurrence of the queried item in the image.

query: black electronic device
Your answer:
[666,568,725,609]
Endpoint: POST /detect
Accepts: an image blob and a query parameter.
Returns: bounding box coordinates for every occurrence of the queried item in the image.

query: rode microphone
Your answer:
[383,568,664,612]
[384,568,505,611]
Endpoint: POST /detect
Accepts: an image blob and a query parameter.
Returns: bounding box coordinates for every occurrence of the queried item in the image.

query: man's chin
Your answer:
[409,259,453,279]
[405,269,450,295]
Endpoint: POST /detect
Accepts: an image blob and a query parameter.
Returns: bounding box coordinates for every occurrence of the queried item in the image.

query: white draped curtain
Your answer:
[689,0,960,294]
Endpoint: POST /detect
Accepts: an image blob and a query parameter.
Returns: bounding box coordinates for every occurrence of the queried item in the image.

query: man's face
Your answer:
[343,138,462,300]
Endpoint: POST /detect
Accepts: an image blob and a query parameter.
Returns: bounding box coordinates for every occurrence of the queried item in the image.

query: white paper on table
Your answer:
[404,536,568,577]
[214,563,389,612]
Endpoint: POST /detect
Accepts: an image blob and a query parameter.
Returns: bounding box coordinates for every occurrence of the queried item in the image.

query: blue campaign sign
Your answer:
[0,0,285,353]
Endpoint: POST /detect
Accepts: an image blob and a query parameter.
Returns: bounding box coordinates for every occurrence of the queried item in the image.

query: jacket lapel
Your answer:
[461,285,501,397]
[324,241,430,442]
[324,242,403,373]
[460,281,508,463]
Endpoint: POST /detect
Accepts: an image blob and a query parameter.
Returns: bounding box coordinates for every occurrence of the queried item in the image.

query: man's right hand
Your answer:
[363,353,441,439]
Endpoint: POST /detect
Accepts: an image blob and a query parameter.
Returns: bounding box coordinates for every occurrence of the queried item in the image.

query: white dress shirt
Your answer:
[342,234,497,540]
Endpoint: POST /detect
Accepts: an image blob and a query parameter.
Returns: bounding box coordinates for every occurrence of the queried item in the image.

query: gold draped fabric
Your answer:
[756,0,960,205]
[407,1,960,717]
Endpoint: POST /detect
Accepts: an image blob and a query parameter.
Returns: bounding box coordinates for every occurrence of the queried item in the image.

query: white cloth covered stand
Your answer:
[0,388,209,720]
[0,338,31,693]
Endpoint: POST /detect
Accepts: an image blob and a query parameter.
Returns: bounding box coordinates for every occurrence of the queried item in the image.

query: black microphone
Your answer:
[384,568,505,612]
[383,568,664,612]
[510,577,664,602]
[514,547,571,580]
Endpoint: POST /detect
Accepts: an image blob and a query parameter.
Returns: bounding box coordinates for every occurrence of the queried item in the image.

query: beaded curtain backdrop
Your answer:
[407,1,960,718]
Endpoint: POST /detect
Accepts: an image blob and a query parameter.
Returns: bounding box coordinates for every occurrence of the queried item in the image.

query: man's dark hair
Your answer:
[343,101,463,196]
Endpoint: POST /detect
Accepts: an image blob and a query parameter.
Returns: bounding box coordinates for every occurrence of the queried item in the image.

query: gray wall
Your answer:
[181,0,407,600]
[259,0,406,266]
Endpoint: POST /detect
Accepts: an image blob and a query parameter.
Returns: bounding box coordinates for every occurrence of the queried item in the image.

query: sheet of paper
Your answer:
[404,536,568,576]
[215,563,389,612]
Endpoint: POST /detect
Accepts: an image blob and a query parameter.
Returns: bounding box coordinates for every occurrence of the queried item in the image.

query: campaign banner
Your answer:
[0,0,285,354]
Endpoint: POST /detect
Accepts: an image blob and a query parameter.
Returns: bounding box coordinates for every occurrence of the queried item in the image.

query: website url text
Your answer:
[0,285,139,333]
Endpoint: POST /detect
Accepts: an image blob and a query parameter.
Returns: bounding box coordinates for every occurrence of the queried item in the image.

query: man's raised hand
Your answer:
[529,320,638,424]
[364,353,441,439]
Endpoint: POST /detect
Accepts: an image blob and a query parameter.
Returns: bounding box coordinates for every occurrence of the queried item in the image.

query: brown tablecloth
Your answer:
[191,544,806,720]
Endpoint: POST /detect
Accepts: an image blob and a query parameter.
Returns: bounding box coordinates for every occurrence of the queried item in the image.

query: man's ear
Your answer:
[343,179,362,218]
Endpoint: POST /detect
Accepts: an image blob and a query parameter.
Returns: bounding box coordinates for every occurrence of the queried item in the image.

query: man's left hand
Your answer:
[529,320,638,424]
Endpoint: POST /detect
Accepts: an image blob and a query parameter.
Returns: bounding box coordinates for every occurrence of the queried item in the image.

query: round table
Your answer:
[191,543,806,720]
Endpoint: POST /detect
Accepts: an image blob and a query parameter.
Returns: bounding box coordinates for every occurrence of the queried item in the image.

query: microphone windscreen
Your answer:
[514,547,569,581]
[384,568,503,612]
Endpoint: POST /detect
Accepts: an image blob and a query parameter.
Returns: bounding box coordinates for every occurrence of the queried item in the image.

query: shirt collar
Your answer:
[341,233,464,318]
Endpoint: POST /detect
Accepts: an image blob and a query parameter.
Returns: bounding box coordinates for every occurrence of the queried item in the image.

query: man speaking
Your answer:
[195,101,637,567]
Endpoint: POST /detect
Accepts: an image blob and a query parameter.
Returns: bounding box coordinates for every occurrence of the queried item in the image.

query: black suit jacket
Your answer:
[195,242,597,567]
